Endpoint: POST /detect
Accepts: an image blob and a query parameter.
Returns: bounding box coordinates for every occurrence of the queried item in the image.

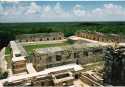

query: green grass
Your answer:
[5,47,12,68]
[5,47,11,55]
[5,55,11,64]
[5,55,12,69]
[24,41,72,54]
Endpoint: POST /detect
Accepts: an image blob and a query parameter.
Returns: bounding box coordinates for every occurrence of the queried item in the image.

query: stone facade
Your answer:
[32,44,104,71]
[76,31,125,43]
[0,48,7,72]
[3,64,83,86]
[10,41,27,74]
[16,32,64,42]
[103,46,125,86]
[52,72,74,86]
[12,56,27,74]
[4,74,54,86]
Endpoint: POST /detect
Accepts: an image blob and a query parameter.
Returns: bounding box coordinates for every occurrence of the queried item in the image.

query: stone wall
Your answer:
[76,31,125,43]
[0,48,7,72]
[103,46,125,86]
[12,59,27,74]
[32,46,104,71]
[3,68,80,86]
[4,75,54,86]
[16,32,64,42]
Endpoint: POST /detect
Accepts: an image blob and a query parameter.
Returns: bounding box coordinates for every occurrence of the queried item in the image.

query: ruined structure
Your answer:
[103,46,125,86]
[3,64,83,86]
[11,56,26,74]
[32,44,104,71]
[0,32,105,87]
[10,41,27,74]
[0,48,7,72]
[76,31,125,43]
[16,32,64,42]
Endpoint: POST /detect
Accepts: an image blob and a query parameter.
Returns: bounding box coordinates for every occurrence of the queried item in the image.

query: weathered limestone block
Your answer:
[103,46,125,86]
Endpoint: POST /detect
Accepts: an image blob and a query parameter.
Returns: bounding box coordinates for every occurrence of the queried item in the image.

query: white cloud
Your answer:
[42,2,70,18]
[92,8,103,16]
[1,5,18,16]
[103,4,123,15]
[0,4,4,14]
[0,2,125,22]
[25,2,41,15]
[54,2,62,14]
[92,4,125,16]
[73,4,86,16]
[54,2,70,17]
[42,5,54,17]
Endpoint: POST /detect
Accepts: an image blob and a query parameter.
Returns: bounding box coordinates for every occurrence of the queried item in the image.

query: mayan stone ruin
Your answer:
[103,46,125,86]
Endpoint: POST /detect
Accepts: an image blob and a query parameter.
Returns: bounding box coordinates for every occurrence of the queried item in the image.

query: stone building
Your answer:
[68,36,84,44]
[3,63,83,86]
[11,56,27,74]
[16,32,64,42]
[32,44,104,71]
[0,47,7,72]
[10,41,27,74]
[76,31,125,43]
[103,46,125,86]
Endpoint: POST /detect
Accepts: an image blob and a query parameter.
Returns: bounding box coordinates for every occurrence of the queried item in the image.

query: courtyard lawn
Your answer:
[24,41,72,54]
[5,55,12,69]
[5,47,12,69]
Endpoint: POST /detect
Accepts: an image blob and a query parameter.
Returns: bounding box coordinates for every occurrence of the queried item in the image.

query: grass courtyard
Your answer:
[5,47,11,55]
[23,41,72,54]
[5,47,12,69]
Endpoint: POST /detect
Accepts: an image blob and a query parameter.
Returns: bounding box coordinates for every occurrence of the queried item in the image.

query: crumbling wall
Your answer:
[103,46,125,86]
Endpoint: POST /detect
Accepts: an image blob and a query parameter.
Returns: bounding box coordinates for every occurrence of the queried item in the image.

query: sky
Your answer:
[0,1,125,22]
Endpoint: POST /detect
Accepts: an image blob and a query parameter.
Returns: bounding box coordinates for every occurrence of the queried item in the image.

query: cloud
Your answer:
[0,4,4,14]
[73,4,86,16]
[42,2,70,18]
[91,4,125,16]
[54,2,70,17]
[54,2,62,14]
[92,8,104,16]
[25,2,41,15]
[103,4,125,16]
[42,5,54,17]
[0,2,125,22]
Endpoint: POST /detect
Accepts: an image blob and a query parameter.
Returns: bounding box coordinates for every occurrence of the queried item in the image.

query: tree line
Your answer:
[0,22,125,47]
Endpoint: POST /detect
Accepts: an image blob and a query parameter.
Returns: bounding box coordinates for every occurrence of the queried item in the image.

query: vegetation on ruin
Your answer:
[5,47,11,55]
[5,55,12,68]
[0,69,8,80]
[0,22,125,42]
[82,61,104,71]
[5,47,12,68]
[24,41,72,54]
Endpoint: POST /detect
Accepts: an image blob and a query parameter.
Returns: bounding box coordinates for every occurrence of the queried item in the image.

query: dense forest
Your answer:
[0,22,125,47]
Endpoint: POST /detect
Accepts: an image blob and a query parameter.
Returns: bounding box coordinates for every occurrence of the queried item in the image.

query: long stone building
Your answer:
[16,32,64,42]
[32,44,104,72]
[76,31,125,43]
[0,47,7,72]
[2,63,83,86]
[10,41,27,74]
